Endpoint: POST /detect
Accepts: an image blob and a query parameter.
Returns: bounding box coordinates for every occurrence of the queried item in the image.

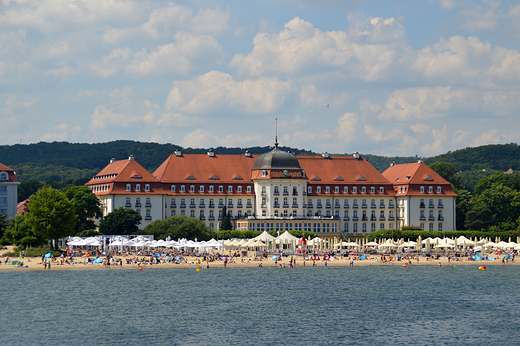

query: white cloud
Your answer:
[364,124,402,142]
[472,128,500,147]
[347,14,406,43]
[378,86,468,121]
[410,123,431,134]
[420,125,448,156]
[336,112,359,143]
[165,70,295,114]
[300,84,350,108]
[458,0,501,32]
[452,129,470,145]
[156,112,199,127]
[189,7,230,35]
[1,95,38,115]
[40,123,80,142]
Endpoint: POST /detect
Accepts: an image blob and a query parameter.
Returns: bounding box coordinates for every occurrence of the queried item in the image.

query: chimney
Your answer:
[110,158,115,164]
[390,161,395,167]
[245,150,252,157]
[207,149,215,157]
[322,152,330,159]
[174,149,182,157]
[128,155,134,161]
[353,152,360,159]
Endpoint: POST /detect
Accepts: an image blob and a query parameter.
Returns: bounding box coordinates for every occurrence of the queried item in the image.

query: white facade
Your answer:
[0,168,19,220]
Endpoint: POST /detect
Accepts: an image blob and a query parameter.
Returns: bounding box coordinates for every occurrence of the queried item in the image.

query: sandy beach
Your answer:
[0,246,515,271]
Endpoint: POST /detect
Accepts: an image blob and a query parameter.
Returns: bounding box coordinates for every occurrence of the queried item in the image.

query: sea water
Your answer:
[1,264,519,345]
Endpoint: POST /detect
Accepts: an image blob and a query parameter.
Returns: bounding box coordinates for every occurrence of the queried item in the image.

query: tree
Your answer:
[2,214,46,248]
[0,214,7,240]
[219,206,232,231]
[429,162,463,189]
[65,185,102,234]
[25,187,77,249]
[142,215,213,240]
[465,202,493,231]
[18,179,43,202]
[454,188,472,230]
[99,207,142,235]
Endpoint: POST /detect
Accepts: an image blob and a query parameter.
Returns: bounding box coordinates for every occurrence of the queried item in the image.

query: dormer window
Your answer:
[316,186,322,193]
[344,186,348,193]
[209,185,214,193]
[228,186,233,193]
[180,185,185,192]
[262,170,267,177]
[308,186,312,193]
[145,184,150,192]
[0,172,8,181]
[334,186,339,193]
[171,185,176,192]
[237,186,242,193]
[420,186,425,193]
[190,185,195,193]
[361,187,366,194]
[428,186,433,193]
[200,186,205,193]
[325,186,330,194]
[437,186,442,193]
[353,186,358,193]
[219,186,223,193]
[136,184,141,191]
[379,187,384,194]
[247,186,252,193]
[126,184,131,191]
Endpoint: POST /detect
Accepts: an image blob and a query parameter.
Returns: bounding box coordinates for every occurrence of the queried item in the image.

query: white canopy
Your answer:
[253,231,276,242]
[276,231,299,241]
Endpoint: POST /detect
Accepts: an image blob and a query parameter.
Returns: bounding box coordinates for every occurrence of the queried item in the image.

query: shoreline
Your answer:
[0,255,515,272]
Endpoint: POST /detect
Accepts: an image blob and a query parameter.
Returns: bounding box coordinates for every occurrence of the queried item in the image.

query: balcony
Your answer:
[344,204,350,209]
[326,204,331,209]
[362,204,367,209]
[237,204,243,209]
[200,216,205,220]
[135,202,142,208]
[292,204,298,208]
[283,204,289,208]
[199,203,205,208]
[218,203,224,208]
[246,204,252,209]
[353,204,358,209]
[145,216,152,221]
[438,216,444,221]
[190,204,196,208]
[420,216,426,221]
[261,191,266,196]
[274,191,279,196]
[380,204,385,208]
[429,204,435,208]
[283,191,289,196]
[389,204,395,209]
[170,203,176,208]
[388,216,394,221]
[353,217,359,221]
[371,204,376,209]
[125,203,132,208]
[228,203,234,208]
[429,216,435,221]
[379,216,385,221]
[362,216,368,221]
[344,216,350,221]
[307,203,313,208]
[180,203,186,208]
[335,204,340,209]
[209,216,215,221]
[370,216,377,221]
[316,204,322,209]
[274,203,280,208]
[261,204,267,208]
[438,204,443,208]
[292,191,298,196]
[420,203,425,208]
[209,203,215,208]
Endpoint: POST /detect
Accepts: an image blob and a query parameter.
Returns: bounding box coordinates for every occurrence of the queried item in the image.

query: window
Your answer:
[209,185,214,193]
[0,186,6,195]
[420,223,424,230]
[247,186,252,193]
[361,186,366,194]
[352,186,358,193]
[145,184,150,191]
[379,187,384,194]
[189,185,195,193]
[171,185,176,192]
[171,210,176,216]
[180,185,185,192]
[136,184,141,191]
[190,210,195,218]
[145,209,151,220]
[262,170,267,177]
[218,186,223,193]
[274,186,279,195]
[126,184,131,191]
[308,186,312,193]
[428,186,433,193]
[261,186,266,195]
[437,186,442,193]
[420,186,425,193]
[237,186,242,193]
[438,223,442,232]
[371,223,376,232]
[353,223,358,232]
[334,186,339,193]
[362,223,367,233]
[200,185,205,193]
[380,223,384,230]
[344,223,349,233]
[344,186,348,193]
[181,210,185,215]
[317,186,322,193]
[0,172,8,181]
[283,186,288,195]
[370,187,375,194]
[228,186,233,193]
[325,186,330,194]
[429,223,434,231]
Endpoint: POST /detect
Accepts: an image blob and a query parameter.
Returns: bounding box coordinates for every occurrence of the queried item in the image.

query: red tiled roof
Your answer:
[153,153,257,184]
[86,158,158,185]
[382,162,457,197]
[17,199,29,215]
[0,162,19,183]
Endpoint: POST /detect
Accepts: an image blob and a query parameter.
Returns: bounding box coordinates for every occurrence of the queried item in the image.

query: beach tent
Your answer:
[254,231,276,242]
[276,231,299,242]
[365,241,379,248]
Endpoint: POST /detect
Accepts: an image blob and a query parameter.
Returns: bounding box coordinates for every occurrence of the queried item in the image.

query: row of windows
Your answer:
[0,186,7,195]
[170,209,250,220]
[420,223,443,231]
[126,184,151,192]
[171,185,252,194]
[420,186,443,194]
[261,198,395,209]
[168,198,253,208]
[419,210,444,221]
[91,185,110,193]
[419,199,444,208]
[344,223,391,233]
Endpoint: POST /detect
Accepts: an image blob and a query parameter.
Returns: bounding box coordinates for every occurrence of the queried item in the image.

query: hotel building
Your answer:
[0,163,20,220]
[86,144,456,238]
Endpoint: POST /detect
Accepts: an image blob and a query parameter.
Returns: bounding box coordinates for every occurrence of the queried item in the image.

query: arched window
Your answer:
[0,172,8,181]
[428,186,433,193]
[145,184,150,192]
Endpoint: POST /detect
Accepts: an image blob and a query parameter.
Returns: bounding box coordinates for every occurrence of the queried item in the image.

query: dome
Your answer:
[252,146,302,171]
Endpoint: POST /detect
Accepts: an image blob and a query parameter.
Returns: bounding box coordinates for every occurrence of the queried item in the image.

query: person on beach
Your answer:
[44,261,47,270]
[350,258,354,267]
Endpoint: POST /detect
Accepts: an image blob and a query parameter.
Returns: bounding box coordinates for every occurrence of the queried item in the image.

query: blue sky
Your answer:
[1,0,519,157]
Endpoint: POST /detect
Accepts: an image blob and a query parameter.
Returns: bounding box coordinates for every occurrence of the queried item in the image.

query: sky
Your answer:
[0,0,519,157]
